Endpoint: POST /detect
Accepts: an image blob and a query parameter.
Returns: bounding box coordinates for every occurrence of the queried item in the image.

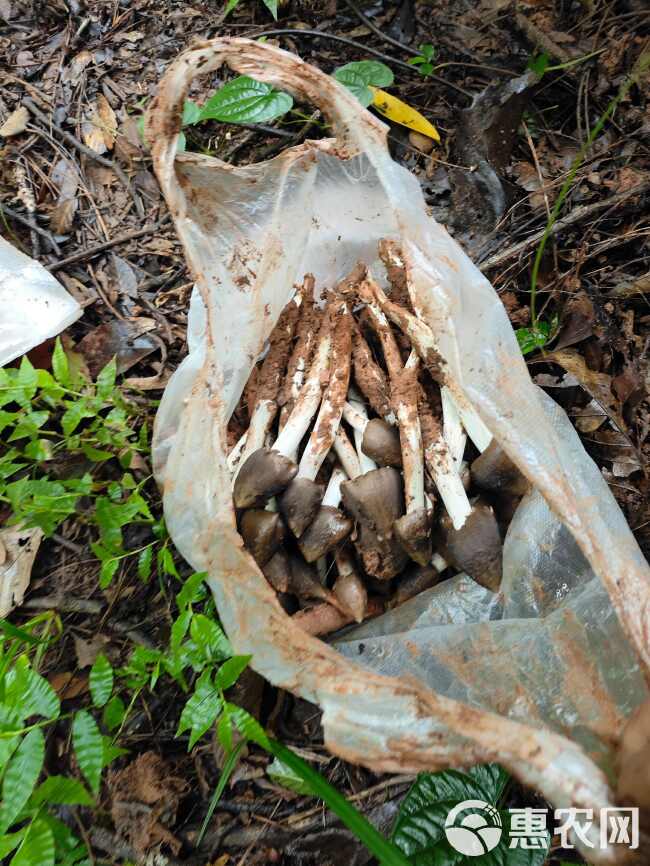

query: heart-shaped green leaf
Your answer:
[199,76,292,125]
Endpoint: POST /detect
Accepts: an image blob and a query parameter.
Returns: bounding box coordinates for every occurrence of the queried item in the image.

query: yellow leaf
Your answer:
[371,88,440,143]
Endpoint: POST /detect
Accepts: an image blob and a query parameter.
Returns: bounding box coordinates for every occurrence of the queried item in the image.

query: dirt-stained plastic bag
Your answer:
[148,38,650,862]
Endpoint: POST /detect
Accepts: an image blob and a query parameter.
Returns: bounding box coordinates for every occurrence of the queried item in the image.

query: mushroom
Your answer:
[438,498,502,591]
[279,275,319,427]
[391,351,433,566]
[341,466,409,580]
[297,466,353,562]
[390,563,440,607]
[279,302,352,536]
[342,401,401,468]
[239,509,285,566]
[350,319,392,419]
[287,554,348,614]
[333,544,368,622]
[229,291,301,477]
[263,548,290,593]
[470,440,529,496]
[232,313,332,509]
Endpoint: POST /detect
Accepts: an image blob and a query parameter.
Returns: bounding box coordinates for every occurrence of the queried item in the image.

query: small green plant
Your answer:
[224,0,278,19]
[333,60,394,107]
[0,340,175,588]
[407,43,437,77]
[0,614,124,866]
[515,317,556,356]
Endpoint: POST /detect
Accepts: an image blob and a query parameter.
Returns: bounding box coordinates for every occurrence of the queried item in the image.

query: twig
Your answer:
[342,0,421,56]
[258,29,472,100]
[24,595,104,614]
[0,202,62,255]
[286,775,415,826]
[478,180,650,273]
[22,96,145,219]
[47,217,169,271]
[513,12,571,64]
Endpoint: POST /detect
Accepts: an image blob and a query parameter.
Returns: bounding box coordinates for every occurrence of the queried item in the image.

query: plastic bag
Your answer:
[148,38,650,861]
[0,236,81,366]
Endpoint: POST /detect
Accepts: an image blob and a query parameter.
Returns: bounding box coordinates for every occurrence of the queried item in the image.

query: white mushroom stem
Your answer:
[333,428,361,480]
[362,272,493,454]
[432,552,448,572]
[232,399,277,476]
[296,304,352,481]
[227,433,248,474]
[323,465,347,508]
[349,399,377,474]
[273,324,332,461]
[395,351,425,513]
[280,278,317,428]
[424,433,472,530]
[440,386,466,468]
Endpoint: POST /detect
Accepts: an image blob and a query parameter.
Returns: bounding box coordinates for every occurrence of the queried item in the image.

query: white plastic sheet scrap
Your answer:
[0,236,81,366]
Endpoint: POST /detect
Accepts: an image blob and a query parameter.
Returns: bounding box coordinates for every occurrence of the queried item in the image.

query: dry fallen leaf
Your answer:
[49,671,89,700]
[74,634,111,668]
[82,104,107,154]
[50,157,79,234]
[0,105,28,137]
[0,524,43,617]
[96,94,117,150]
[546,348,625,431]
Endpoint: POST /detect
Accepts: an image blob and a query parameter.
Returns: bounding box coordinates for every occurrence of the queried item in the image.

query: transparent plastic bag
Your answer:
[147,38,650,862]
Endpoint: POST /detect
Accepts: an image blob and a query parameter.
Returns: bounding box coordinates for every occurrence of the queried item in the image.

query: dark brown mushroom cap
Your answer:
[439,500,502,591]
[240,509,285,567]
[233,448,298,509]
[390,564,440,607]
[297,506,353,563]
[341,467,409,580]
[361,418,402,468]
[262,548,291,593]
[470,440,529,497]
[394,506,433,566]
[334,571,368,623]
[278,477,324,537]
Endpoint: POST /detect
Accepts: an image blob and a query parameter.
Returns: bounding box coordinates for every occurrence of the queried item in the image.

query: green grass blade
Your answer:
[196,740,246,847]
[267,739,411,866]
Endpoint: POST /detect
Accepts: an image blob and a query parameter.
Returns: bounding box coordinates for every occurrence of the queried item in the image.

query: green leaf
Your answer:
[527,52,550,76]
[467,764,509,804]
[5,657,60,721]
[8,410,49,441]
[334,60,394,107]
[267,739,410,866]
[176,670,222,750]
[10,818,54,866]
[199,76,293,125]
[23,439,53,461]
[89,654,113,708]
[267,757,314,795]
[197,740,246,847]
[137,546,153,582]
[216,707,233,754]
[61,400,96,436]
[0,829,24,859]
[515,322,551,355]
[215,655,251,691]
[0,729,45,832]
[190,614,232,662]
[226,703,269,749]
[99,558,119,590]
[262,0,278,17]
[102,695,126,732]
[176,571,208,610]
[102,735,127,768]
[31,776,94,807]
[0,620,40,646]
[72,711,103,795]
[181,100,201,126]
[51,338,70,386]
[391,770,491,862]
[157,546,179,578]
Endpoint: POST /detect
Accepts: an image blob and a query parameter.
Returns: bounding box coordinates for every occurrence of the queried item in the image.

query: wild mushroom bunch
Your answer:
[227,244,529,637]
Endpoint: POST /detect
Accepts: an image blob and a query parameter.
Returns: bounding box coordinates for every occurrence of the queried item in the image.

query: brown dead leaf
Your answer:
[554,292,595,350]
[97,94,117,150]
[0,525,43,617]
[82,106,107,155]
[61,50,92,84]
[603,167,647,194]
[0,105,28,137]
[511,161,547,211]
[50,158,79,234]
[546,348,625,431]
[108,753,188,857]
[49,671,89,700]
[76,317,158,377]
[74,634,110,668]
[114,115,145,166]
